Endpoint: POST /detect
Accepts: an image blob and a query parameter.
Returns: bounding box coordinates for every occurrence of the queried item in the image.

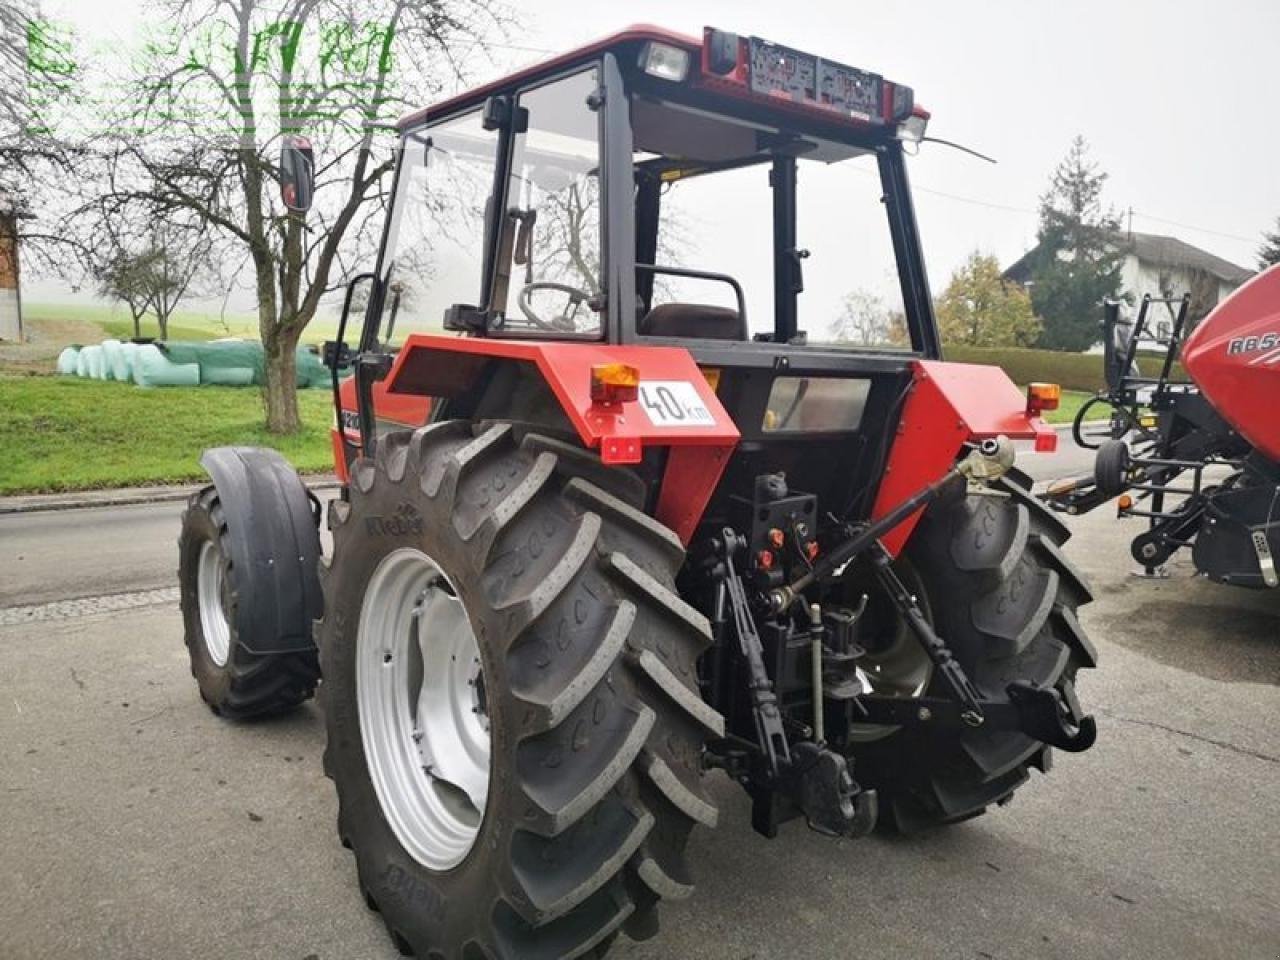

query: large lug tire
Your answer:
[319,422,723,960]
[848,467,1097,832]
[177,487,321,718]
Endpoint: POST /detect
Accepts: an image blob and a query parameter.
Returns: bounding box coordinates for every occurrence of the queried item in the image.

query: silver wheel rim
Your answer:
[859,621,934,700]
[197,541,231,667]
[356,548,490,871]
[847,567,934,743]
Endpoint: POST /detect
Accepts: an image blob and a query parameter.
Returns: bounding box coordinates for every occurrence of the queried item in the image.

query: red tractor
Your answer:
[1048,266,1280,587]
[177,26,1097,959]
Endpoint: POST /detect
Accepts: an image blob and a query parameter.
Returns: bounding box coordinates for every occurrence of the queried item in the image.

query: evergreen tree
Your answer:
[1029,136,1125,351]
[1259,216,1280,270]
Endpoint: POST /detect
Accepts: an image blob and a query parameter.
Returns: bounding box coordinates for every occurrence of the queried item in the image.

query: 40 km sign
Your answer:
[637,380,716,427]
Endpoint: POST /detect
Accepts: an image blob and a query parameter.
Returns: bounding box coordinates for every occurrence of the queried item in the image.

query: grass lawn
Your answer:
[0,376,335,494]
[0,374,1093,497]
[1046,389,1095,425]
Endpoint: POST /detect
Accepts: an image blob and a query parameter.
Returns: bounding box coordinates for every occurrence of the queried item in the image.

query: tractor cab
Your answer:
[361,25,933,353]
[331,26,1053,536]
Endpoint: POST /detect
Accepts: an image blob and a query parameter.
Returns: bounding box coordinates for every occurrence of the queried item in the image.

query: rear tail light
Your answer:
[1026,382,1061,416]
[590,363,640,405]
[640,42,691,82]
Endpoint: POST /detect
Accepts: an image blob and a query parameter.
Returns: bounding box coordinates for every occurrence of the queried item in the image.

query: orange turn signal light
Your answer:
[590,363,640,405]
[1118,494,1134,512]
[1027,382,1061,416]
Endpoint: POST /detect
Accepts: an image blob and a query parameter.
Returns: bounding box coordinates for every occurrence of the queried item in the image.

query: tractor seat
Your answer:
[638,303,745,341]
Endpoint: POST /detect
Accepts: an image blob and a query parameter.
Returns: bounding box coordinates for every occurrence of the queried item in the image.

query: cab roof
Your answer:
[397,25,699,131]
[395,24,928,133]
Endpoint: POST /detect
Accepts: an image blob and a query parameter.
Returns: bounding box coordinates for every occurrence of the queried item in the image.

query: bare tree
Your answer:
[96,249,158,339]
[829,289,907,347]
[96,0,506,432]
[148,222,214,339]
[536,179,601,297]
[532,175,689,304]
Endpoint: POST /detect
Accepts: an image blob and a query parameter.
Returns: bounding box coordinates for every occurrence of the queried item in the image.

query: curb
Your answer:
[0,475,341,516]
[1054,419,1109,432]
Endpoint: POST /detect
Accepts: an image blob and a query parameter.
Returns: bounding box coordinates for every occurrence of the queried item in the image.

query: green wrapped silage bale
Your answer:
[100,340,124,381]
[159,339,261,386]
[133,343,201,387]
[80,344,106,379]
[156,339,333,388]
[56,346,80,375]
[201,365,257,386]
[296,348,330,388]
[118,342,140,383]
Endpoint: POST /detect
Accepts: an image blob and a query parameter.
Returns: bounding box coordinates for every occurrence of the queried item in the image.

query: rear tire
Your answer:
[319,422,722,959]
[178,486,321,718]
[848,468,1097,831]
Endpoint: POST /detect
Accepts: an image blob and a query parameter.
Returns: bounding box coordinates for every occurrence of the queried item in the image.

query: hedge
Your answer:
[943,344,1186,393]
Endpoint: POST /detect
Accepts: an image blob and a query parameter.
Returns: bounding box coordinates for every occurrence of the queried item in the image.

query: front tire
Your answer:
[178,487,320,718]
[319,423,723,959]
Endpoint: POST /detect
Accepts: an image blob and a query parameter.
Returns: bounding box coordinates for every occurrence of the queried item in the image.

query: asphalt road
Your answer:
[1,445,1277,960]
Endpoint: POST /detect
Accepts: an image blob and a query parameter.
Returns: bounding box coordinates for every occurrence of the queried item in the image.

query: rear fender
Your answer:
[200,446,323,654]
[384,334,740,542]
[873,360,1057,556]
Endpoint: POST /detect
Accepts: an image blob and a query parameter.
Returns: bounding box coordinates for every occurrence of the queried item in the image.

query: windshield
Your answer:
[373,69,604,343]
[635,97,911,350]
[375,110,498,342]
[496,67,603,337]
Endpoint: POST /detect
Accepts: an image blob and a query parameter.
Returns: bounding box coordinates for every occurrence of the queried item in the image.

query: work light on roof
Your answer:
[640,42,691,82]
[895,113,928,144]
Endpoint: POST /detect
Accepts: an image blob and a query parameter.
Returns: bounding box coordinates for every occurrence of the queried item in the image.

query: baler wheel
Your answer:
[1094,439,1132,498]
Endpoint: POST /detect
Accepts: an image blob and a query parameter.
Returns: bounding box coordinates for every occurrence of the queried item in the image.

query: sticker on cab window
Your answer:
[637,381,715,427]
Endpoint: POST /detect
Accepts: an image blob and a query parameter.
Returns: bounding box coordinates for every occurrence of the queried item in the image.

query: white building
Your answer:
[1005,231,1254,339]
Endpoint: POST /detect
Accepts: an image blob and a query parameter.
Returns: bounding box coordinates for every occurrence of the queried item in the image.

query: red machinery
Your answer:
[1050,265,1280,587]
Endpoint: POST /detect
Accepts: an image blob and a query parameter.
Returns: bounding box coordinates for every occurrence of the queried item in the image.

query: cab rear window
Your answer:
[763,377,870,433]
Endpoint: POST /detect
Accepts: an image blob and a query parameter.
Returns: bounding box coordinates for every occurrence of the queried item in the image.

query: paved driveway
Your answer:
[1,452,1276,960]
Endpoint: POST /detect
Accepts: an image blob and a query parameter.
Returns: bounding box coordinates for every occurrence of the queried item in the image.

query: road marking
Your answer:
[0,587,180,627]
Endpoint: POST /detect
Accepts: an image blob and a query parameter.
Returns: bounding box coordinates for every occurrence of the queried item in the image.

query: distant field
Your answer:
[21,302,344,344]
[0,375,334,494]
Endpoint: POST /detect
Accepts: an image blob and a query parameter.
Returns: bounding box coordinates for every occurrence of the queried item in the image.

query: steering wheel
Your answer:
[517,281,593,332]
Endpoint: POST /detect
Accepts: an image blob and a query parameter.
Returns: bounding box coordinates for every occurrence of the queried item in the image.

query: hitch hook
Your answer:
[1007,681,1097,753]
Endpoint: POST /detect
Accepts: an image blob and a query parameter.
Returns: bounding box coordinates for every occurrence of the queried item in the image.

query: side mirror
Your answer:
[1102,299,1135,393]
[280,135,315,213]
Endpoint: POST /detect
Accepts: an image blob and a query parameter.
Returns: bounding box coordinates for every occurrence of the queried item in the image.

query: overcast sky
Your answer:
[31,0,1280,309]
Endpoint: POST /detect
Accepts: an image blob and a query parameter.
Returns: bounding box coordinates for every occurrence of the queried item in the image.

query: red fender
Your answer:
[379,334,740,543]
[872,360,1056,556]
